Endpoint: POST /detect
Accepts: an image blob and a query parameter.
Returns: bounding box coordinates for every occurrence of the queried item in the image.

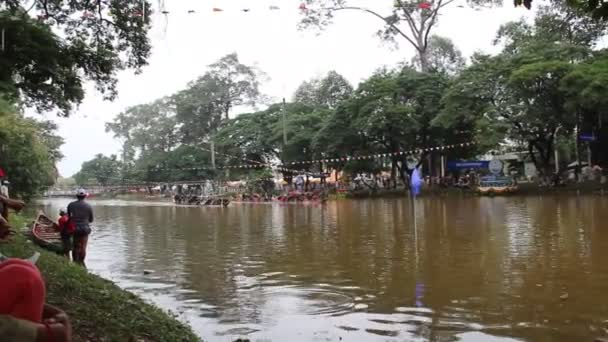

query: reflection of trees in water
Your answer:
[92,197,608,340]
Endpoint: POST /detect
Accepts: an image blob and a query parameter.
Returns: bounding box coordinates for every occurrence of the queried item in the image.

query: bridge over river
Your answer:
[43,181,238,197]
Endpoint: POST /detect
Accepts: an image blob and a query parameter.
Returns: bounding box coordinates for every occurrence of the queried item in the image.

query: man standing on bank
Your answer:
[67,189,93,267]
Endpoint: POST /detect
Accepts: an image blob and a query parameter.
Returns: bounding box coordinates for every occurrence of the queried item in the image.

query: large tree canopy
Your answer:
[0,0,152,115]
[440,4,607,175]
[293,70,353,108]
[174,53,265,145]
[0,98,62,199]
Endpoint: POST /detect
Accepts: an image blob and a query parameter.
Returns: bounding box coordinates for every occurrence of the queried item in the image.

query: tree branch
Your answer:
[422,0,457,49]
[394,0,421,39]
[330,6,421,51]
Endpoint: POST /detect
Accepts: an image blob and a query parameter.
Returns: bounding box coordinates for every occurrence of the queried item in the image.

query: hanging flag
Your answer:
[187,10,195,13]
[213,7,223,12]
[418,2,431,9]
[411,167,423,197]
[242,8,250,12]
[0,168,5,178]
[269,5,280,10]
[299,2,307,10]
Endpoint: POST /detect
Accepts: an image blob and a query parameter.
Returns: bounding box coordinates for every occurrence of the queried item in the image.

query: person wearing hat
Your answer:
[67,189,93,267]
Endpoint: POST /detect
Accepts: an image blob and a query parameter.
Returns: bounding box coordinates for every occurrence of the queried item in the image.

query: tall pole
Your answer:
[282,98,287,146]
[575,119,581,181]
[587,142,592,168]
[554,126,561,174]
[210,140,216,169]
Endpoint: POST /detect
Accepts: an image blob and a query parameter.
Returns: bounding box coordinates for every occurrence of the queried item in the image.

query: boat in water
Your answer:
[30,212,63,253]
[476,176,518,195]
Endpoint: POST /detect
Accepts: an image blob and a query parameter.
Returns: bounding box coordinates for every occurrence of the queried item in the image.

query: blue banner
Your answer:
[447,161,490,170]
[579,134,596,142]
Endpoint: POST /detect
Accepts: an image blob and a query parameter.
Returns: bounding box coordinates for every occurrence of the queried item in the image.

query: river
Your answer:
[35,196,608,342]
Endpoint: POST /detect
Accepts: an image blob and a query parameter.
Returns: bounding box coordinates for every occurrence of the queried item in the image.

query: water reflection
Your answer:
[35,196,608,341]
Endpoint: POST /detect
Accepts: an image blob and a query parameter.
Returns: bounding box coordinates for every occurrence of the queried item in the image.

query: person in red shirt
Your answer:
[57,210,75,260]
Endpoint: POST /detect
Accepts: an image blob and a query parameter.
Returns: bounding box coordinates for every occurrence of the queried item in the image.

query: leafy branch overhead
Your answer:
[0,0,152,115]
[514,0,608,20]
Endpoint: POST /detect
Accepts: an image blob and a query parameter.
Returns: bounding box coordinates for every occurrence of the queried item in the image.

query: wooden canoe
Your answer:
[31,212,63,253]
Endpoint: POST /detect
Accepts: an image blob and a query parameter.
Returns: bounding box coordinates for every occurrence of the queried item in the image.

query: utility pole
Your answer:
[210,140,216,169]
[282,98,287,146]
[575,113,581,181]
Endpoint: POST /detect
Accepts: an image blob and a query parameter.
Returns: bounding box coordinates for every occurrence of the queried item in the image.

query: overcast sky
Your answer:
[39,0,539,177]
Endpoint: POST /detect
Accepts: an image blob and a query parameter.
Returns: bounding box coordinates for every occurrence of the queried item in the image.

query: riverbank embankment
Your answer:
[0,214,200,342]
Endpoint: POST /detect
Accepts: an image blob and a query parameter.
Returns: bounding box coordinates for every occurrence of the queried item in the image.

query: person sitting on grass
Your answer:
[0,258,72,341]
[57,210,75,260]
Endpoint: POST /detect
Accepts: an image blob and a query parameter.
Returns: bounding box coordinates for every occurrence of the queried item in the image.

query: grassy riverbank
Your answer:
[0,214,199,342]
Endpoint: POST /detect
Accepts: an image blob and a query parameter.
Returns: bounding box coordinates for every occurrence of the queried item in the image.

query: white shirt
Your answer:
[0,185,8,198]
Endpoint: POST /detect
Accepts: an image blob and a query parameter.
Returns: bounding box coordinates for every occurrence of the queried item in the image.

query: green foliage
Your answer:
[441,4,607,174]
[106,97,179,164]
[0,1,152,115]
[293,70,353,108]
[73,154,123,186]
[129,146,215,183]
[175,53,265,145]
[411,35,465,75]
[515,0,608,21]
[0,98,62,199]
[214,102,331,168]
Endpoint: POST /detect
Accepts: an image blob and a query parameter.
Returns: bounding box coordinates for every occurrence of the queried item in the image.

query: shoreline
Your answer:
[1,214,200,342]
[345,182,608,199]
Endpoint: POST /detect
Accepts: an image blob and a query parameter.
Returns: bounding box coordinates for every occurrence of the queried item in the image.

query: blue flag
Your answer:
[411,167,422,196]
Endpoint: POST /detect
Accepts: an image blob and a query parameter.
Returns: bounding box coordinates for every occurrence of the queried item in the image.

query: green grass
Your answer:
[1,214,200,342]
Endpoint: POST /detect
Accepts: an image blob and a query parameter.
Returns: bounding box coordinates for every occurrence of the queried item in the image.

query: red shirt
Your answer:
[58,215,75,234]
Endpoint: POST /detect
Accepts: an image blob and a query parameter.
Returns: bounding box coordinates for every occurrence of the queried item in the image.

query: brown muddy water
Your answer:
[36,196,608,342]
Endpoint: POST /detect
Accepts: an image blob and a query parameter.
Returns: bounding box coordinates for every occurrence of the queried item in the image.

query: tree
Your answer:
[411,35,465,75]
[106,97,179,165]
[515,0,608,21]
[299,0,497,71]
[0,1,152,115]
[496,2,608,53]
[561,52,608,167]
[73,154,123,186]
[440,5,602,177]
[293,70,354,108]
[314,67,474,185]
[128,146,215,183]
[0,98,62,199]
[214,102,331,173]
[174,53,265,145]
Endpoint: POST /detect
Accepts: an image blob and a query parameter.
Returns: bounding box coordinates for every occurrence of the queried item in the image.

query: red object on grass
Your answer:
[0,259,45,322]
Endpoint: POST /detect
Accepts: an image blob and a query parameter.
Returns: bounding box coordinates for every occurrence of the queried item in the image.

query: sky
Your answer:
[39,0,539,177]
